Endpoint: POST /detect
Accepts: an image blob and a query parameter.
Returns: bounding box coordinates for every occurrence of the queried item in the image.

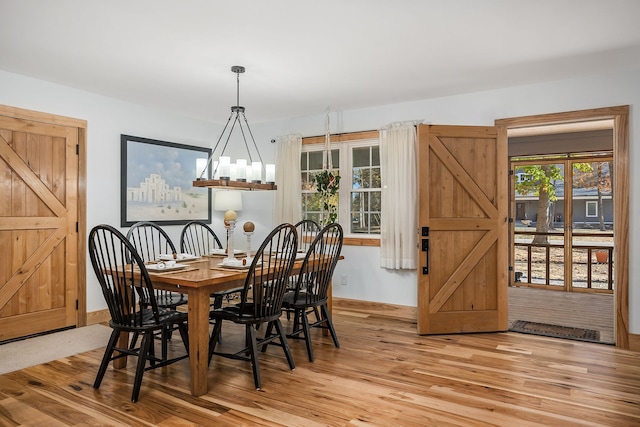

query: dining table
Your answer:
[115,252,336,397]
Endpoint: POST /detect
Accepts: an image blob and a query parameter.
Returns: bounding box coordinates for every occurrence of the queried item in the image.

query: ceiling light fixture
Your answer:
[193,65,276,191]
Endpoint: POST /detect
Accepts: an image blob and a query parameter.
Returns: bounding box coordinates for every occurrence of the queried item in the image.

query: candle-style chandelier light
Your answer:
[193,65,276,191]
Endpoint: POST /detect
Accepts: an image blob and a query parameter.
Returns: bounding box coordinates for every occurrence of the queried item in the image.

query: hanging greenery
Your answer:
[313,169,341,224]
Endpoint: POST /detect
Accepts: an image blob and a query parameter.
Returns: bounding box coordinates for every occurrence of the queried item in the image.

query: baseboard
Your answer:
[86,309,110,325]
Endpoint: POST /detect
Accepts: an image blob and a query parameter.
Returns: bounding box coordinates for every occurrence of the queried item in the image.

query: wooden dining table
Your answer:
[117,253,335,397]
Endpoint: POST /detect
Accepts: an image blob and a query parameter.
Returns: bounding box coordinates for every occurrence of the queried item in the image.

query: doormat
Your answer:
[510,320,600,343]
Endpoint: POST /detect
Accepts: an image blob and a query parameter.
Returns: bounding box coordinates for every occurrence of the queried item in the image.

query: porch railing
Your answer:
[514,231,613,291]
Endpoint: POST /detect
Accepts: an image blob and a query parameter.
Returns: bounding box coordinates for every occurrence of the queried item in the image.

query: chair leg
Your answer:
[273,319,296,370]
[161,325,169,361]
[177,322,189,355]
[208,319,223,365]
[301,309,314,362]
[320,304,340,348]
[211,297,224,343]
[131,331,153,402]
[246,324,261,390]
[94,329,120,389]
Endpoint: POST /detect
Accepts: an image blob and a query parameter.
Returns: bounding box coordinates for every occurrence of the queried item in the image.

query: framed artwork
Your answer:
[121,135,212,227]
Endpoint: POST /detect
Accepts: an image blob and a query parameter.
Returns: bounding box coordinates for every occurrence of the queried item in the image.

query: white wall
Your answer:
[1,68,638,333]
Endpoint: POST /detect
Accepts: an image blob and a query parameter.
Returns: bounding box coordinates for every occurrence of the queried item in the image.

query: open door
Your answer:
[417,125,508,334]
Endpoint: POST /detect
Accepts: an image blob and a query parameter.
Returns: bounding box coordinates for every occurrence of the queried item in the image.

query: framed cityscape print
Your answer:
[121,134,212,227]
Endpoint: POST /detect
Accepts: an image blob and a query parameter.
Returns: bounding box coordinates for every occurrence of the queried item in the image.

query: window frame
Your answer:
[302,131,381,246]
[585,200,598,218]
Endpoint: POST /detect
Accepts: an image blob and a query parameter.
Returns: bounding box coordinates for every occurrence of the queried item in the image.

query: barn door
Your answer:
[417,124,508,334]
[0,106,85,341]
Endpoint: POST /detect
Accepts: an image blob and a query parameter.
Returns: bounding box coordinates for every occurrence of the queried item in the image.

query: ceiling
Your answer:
[2,0,640,124]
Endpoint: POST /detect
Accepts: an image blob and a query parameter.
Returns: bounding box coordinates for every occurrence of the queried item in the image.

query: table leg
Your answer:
[188,288,210,396]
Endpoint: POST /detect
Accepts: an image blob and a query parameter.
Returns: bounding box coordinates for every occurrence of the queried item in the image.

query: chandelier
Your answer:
[193,66,276,191]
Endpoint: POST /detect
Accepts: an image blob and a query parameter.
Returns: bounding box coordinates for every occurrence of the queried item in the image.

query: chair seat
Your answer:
[114,308,188,332]
[210,303,281,325]
[283,291,326,308]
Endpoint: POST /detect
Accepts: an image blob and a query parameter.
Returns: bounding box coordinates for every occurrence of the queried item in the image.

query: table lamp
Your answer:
[214,190,243,264]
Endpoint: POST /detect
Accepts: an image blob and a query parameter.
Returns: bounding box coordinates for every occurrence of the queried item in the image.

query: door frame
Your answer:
[0,104,87,328]
[496,105,629,348]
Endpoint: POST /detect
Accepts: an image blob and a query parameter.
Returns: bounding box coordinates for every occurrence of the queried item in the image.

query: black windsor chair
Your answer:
[284,219,322,320]
[88,224,189,402]
[279,222,343,362]
[208,223,298,390]
[126,221,187,359]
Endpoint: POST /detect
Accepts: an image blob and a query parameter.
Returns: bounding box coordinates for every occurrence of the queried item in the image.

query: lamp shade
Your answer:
[214,190,243,212]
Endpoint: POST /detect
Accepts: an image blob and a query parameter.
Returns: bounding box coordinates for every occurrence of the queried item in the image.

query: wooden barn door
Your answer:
[417,125,508,334]
[0,105,86,341]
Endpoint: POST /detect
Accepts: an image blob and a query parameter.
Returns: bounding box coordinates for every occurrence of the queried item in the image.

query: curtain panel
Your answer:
[273,134,302,225]
[379,123,417,269]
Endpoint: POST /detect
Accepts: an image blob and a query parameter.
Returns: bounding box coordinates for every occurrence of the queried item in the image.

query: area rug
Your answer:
[0,324,112,375]
[510,320,600,343]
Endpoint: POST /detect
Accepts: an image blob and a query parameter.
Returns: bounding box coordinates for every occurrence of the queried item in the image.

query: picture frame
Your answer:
[121,135,212,227]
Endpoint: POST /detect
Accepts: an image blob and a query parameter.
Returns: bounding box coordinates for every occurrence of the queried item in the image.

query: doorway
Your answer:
[496,106,629,348]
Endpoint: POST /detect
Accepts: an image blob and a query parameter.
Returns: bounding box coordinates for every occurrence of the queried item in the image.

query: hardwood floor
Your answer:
[1,298,639,426]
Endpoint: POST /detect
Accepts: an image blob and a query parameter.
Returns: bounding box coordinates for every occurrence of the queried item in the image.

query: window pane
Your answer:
[351,191,373,234]
[301,172,313,191]
[370,212,381,230]
[307,192,324,211]
[370,191,381,211]
[371,167,381,188]
[300,154,307,170]
[352,167,364,189]
[308,151,324,170]
[351,192,368,211]
[371,146,380,166]
[361,168,371,189]
[353,147,369,167]
[351,213,366,234]
[350,192,363,211]
[331,150,339,168]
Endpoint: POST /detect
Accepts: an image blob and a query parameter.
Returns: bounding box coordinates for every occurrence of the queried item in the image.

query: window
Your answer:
[350,144,381,234]
[515,172,533,183]
[586,200,598,217]
[301,137,381,236]
[301,148,340,226]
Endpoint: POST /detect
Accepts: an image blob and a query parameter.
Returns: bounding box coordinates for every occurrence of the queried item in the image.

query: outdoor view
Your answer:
[512,154,614,292]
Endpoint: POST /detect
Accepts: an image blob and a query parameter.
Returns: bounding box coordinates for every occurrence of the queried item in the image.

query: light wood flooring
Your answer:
[1,298,638,426]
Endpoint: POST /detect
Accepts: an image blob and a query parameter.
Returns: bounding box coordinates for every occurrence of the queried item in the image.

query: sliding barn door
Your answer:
[0,106,85,341]
[417,124,508,334]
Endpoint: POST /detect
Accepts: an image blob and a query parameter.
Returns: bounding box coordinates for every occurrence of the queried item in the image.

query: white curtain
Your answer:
[379,123,417,269]
[273,134,302,225]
